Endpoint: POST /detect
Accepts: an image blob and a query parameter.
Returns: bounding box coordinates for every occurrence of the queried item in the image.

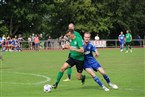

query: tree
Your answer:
[0,0,144,39]
[0,0,50,37]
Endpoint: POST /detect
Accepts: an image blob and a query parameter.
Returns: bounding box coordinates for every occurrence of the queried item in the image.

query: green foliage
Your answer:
[0,0,145,38]
[0,24,9,36]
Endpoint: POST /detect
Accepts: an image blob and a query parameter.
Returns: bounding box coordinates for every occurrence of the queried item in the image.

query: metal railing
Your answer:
[10,39,145,50]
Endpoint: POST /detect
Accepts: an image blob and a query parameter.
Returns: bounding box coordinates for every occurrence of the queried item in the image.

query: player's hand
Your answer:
[94,52,99,58]
[62,44,70,49]
[69,47,76,51]
[95,54,99,58]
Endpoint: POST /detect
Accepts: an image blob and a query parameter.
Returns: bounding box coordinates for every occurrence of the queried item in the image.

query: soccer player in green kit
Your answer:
[63,23,83,81]
[125,30,132,53]
[52,29,86,89]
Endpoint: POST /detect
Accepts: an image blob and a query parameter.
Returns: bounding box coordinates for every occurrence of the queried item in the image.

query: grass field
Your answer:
[0,48,144,97]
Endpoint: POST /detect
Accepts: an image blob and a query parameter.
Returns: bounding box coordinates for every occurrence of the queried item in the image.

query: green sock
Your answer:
[56,71,64,83]
[67,68,72,79]
[126,45,128,50]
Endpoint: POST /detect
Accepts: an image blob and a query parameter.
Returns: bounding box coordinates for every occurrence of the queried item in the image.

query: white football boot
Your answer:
[102,85,110,92]
[108,83,118,89]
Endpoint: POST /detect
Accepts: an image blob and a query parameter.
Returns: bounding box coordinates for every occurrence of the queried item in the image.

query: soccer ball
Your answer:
[43,84,52,92]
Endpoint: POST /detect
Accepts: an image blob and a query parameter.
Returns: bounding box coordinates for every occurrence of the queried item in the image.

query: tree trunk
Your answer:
[9,15,20,37]
[9,16,13,37]
[13,25,20,36]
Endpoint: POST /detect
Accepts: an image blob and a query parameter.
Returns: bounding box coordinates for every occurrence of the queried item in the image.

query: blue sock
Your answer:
[93,76,103,87]
[103,75,110,83]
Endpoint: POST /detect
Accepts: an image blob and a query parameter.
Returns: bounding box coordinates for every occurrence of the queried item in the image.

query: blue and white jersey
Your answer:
[83,41,102,70]
[118,34,125,42]
[83,42,97,64]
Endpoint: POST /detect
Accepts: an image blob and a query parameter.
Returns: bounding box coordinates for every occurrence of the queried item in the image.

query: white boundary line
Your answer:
[1,71,51,85]
[122,87,145,92]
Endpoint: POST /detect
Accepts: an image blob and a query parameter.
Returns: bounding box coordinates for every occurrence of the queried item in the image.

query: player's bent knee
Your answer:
[77,76,81,80]
[60,63,69,72]
[60,67,66,72]
[77,74,82,80]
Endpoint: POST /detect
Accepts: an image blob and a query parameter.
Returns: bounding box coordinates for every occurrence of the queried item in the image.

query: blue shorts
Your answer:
[84,61,101,71]
[35,43,39,47]
[120,41,124,45]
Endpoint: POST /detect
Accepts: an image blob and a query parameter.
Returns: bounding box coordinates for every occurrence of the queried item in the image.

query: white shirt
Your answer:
[95,36,100,40]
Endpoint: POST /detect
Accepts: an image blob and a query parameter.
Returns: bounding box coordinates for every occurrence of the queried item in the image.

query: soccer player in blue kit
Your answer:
[83,32,118,91]
[118,31,125,52]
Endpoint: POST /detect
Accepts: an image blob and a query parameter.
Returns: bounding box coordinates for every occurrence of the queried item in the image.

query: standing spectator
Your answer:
[7,35,11,40]
[33,34,40,51]
[118,31,125,52]
[47,35,52,49]
[63,35,69,44]
[58,35,63,49]
[31,34,35,50]
[125,30,132,53]
[15,38,21,52]
[18,34,24,51]
[2,35,6,40]
[95,34,100,41]
[136,34,141,46]
[28,35,32,50]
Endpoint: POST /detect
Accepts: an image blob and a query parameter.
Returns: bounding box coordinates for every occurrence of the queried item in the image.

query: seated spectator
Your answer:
[0,37,2,47]
[2,39,8,52]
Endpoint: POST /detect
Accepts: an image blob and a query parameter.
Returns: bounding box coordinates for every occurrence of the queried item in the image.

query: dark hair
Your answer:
[66,29,74,34]
[84,32,91,36]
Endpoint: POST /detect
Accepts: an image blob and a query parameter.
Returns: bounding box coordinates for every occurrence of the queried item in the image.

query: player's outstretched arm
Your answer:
[70,47,84,53]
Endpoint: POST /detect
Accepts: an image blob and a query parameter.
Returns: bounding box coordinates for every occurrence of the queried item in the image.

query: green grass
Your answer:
[0,48,144,97]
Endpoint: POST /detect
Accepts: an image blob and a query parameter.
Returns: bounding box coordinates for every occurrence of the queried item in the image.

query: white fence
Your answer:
[20,39,144,50]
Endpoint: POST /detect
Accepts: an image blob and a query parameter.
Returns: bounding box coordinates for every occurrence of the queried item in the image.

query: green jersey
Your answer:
[69,36,84,61]
[125,33,132,42]
[74,31,83,40]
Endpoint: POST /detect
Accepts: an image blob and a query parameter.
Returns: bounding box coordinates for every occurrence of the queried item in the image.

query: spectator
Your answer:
[33,34,40,51]
[2,35,6,40]
[31,34,35,50]
[95,34,100,41]
[47,35,52,49]
[28,35,32,50]
[136,34,141,46]
[7,35,11,40]
[11,37,17,51]
[58,35,63,49]
[18,34,24,51]
[7,37,13,51]
[2,39,8,52]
